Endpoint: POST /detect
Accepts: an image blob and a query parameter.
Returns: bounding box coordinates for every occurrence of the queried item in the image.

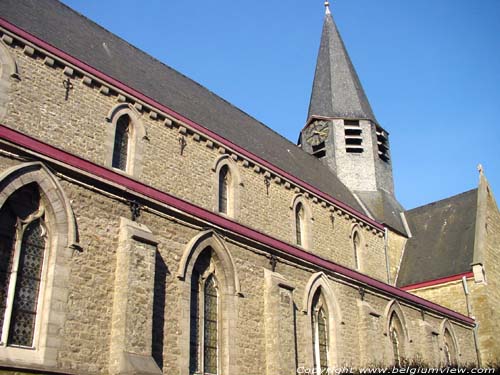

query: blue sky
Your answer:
[60,0,500,209]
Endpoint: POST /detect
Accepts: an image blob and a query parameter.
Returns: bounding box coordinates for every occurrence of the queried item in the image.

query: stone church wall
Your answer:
[0,40,389,282]
[0,26,479,375]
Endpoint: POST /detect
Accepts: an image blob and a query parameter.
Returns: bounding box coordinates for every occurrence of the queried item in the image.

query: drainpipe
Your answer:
[462,276,481,366]
[384,227,391,285]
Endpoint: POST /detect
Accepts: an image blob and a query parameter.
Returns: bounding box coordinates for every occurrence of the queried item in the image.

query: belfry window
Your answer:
[295,203,305,246]
[218,165,231,215]
[344,120,363,153]
[190,250,219,375]
[0,183,47,348]
[112,114,130,171]
[376,126,390,162]
[312,289,329,373]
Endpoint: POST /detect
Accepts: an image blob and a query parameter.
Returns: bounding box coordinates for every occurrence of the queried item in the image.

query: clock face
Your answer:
[304,120,329,146]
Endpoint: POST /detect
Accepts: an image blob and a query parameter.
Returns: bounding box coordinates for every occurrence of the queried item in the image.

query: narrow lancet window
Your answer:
[0,183,46,348]
[203,275,218,375]
[112,114,130,171]
[218,165,230,214]
[389,311,405,367]
[312,290,329,373]
[189,250,219,375]
[353,231,361,269]
[391,328,400,366]
[295,203,304,246]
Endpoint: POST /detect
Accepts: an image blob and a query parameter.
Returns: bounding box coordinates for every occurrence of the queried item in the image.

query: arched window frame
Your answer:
[384,300,410,366]
[311,289,329,373]
[190,262,220,375]
[302,272,343,368]
[0,191,48,348]
[0,39,20,123]
[212,155,241,219]
[105,104,146,177]
[177,230,240,375]
[0,162,79,367]
[290,195,313,249]
[350,224,364,270]
[439,320,459,366]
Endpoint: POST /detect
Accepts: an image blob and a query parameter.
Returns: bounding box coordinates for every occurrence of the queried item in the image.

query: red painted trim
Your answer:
[402,272,474,291]
[0,125,474,326]
[0,17,384,231]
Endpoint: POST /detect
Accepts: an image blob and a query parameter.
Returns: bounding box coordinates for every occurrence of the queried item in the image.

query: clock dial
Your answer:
[305,120,329,146]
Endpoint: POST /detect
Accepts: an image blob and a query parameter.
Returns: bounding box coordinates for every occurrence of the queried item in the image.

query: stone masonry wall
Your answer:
[0,39,389,282]
[0,154,478,374]
[475,187,500,364]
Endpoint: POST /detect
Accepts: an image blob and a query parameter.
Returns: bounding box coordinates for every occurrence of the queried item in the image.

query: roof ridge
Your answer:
[407,188,478,213]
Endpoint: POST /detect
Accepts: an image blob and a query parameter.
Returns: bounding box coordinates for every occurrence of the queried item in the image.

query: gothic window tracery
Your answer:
[190,249,219,375]
[388,311,405,366]
[0,183,47,348]
[312,289,329,373]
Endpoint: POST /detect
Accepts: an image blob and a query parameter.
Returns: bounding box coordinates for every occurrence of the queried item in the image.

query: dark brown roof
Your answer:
[0,0,364,213]
[397,189,478,287]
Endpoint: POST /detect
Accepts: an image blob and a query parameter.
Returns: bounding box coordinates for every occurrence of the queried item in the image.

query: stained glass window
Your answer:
[312,291,328,373]
[218,166,230,214]
[295,203,304,246]
[0,183,46,348]
[189,270,201,374]
[203,275,218,375]
[9,219,45,346]
[189,250,219,375]
[112,115,130,171]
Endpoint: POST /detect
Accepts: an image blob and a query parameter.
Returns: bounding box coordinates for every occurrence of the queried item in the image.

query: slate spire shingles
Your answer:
[308,8,377,123]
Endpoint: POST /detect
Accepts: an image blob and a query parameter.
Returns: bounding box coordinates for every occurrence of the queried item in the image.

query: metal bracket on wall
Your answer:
[63,78,73,101]
[358,286,365,301]
[269,254,277,272]
[178,136,187,156]
[129,200,141,221]
[264,176,271,195]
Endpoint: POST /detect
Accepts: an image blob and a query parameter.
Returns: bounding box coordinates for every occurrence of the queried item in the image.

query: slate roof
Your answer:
[308,10,377,123]
[397,189,478,287]
[0,0,364,213]
[356,190,407,235]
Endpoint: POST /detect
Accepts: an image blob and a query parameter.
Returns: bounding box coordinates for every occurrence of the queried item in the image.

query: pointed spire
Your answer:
[307,7,377,123]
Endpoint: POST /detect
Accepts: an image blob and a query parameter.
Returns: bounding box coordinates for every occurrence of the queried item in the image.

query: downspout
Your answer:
[384,227,391,285]
[462,276,481,366]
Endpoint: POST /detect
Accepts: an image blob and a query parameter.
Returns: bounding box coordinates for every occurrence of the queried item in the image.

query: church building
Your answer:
[0,0,497,374]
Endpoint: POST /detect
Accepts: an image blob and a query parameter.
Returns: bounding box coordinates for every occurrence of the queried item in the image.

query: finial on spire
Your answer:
[477,163,484,175]
[324,1,331,15]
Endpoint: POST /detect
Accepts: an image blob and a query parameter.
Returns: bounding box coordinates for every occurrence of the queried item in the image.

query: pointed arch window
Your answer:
[312,289,329,373]
[390,327,401,367]
[218,165,231,215]
[295,203,305,246]
[112,114,131,171]
[443,328,457,366]
[190,250,219,375]
[353,230,361,269]
[0,183,47,348]
[389,312,405,366]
